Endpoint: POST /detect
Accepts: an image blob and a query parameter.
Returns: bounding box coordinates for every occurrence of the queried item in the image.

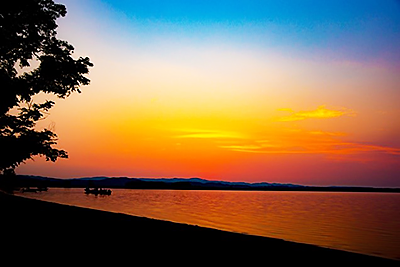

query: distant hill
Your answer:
[11,175,400,193]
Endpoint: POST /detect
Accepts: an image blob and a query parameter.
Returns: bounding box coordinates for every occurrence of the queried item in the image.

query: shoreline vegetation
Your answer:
[1,192,398,264]
[6,175,400,193]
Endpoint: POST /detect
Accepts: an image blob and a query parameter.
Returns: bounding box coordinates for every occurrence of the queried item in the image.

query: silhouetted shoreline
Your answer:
[10,175,400,193]
[1,192,398,264]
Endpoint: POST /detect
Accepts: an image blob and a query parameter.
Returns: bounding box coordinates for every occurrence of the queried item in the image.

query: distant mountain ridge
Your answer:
[11,175,400,193]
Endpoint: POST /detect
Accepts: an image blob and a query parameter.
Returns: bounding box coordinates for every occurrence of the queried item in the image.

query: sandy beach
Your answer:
[1,192,397,264]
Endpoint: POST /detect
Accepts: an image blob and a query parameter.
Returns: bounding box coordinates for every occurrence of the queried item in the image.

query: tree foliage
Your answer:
[0,0,93,175]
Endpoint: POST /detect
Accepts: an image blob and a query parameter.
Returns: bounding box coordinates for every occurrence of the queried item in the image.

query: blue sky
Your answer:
[92,0,400,64]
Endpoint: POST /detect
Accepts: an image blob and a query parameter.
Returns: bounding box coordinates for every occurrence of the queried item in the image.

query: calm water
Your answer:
[16,188,400,260]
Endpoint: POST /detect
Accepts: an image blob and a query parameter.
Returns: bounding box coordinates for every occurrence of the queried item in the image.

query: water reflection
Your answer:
[17,189,400,260]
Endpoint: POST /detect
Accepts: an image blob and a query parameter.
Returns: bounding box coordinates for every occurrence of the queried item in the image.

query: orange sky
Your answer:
[17,0,400,186]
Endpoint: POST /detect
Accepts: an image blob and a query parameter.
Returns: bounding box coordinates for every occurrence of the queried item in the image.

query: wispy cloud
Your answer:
[219,145,265,151]
[218,129,400,156]
[276,105,356,122]
[221,142,400,155]
[173,129,243,139]
[308,131,347,136]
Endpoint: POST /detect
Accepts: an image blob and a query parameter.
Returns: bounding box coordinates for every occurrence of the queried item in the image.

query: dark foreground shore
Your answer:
[1,193,397,264]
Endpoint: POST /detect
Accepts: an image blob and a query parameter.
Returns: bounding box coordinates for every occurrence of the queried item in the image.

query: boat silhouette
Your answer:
[84,187,112,195]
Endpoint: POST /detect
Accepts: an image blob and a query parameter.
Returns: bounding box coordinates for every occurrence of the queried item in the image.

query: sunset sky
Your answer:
[17,0,400,187]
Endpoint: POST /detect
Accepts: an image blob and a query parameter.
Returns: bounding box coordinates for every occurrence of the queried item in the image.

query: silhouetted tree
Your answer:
[0,0,93,176]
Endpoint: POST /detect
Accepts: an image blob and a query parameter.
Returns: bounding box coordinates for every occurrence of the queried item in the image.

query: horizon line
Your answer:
[15,174,400,189]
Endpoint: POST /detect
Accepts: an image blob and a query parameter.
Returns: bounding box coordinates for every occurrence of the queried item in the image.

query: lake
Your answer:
[16,188,400,260]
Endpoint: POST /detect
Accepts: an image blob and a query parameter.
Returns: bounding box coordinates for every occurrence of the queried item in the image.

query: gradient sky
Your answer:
[17,0,400,186]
